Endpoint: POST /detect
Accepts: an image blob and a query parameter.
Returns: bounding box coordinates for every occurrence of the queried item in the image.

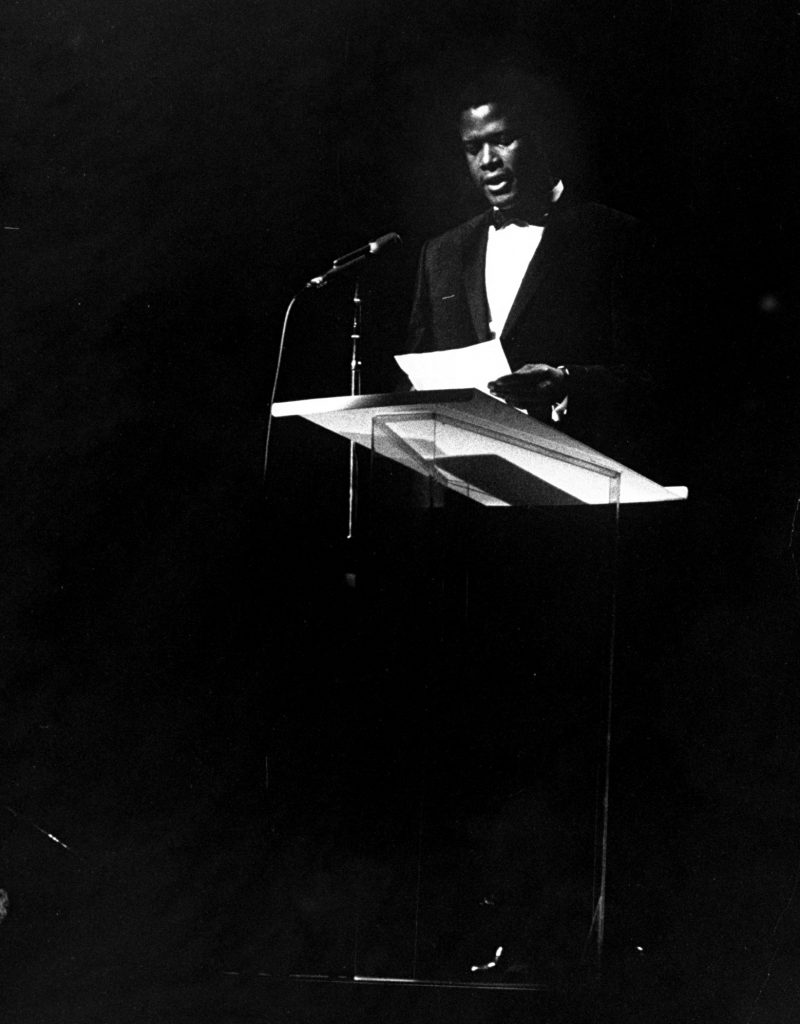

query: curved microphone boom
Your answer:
[263,229,402,491]
[307,231,402,288]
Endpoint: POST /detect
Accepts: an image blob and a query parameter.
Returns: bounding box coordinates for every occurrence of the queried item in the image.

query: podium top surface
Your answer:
[271,389,686,505]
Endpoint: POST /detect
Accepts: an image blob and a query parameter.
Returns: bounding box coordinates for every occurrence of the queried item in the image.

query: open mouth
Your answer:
[484,177,512,196]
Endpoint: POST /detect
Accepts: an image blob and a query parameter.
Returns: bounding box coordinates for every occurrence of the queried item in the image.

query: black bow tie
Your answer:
[491,206,550,229]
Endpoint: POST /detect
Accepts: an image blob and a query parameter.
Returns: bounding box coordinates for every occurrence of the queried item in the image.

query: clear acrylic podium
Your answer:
[268,389,685,991]
[271,387,685,509]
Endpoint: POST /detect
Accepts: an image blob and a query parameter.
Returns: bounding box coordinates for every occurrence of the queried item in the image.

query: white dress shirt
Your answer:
[484,180,564,340]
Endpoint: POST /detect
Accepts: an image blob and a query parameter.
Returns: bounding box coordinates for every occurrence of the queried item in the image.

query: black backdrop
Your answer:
[3,2,800,1021]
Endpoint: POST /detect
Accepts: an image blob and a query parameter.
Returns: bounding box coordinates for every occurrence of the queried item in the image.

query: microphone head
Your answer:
[368,232,402,255]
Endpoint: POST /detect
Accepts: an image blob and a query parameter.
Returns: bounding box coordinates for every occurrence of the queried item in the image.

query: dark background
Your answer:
[3,1,800,1021]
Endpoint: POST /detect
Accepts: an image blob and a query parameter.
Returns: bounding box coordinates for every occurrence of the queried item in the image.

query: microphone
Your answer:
[307,232,401,288]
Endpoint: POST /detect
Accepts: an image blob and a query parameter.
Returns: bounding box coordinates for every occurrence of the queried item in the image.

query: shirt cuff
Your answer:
[551,366,569,422]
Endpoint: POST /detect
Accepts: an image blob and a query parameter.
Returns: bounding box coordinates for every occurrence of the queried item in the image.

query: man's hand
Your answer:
[488,363,568,415]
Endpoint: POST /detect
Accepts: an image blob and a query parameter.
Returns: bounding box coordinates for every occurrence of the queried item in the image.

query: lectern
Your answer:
[269,389,686,989]
[271,387,685,508]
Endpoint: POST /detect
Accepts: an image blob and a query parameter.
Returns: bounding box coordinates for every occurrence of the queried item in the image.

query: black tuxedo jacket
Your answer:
[406,200,665,469]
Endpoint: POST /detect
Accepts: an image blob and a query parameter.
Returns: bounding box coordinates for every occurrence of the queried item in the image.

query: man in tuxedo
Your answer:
[405,66,664,471]
[395,67,676,978]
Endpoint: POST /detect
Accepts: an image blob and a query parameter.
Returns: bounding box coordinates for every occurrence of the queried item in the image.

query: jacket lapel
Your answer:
[500,204,571,343]
[461,213,491,341]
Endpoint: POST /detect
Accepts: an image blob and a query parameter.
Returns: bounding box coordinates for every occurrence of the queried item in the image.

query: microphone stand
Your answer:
[345,281,362,580]
[348,276,362,540]
[298,233,401,581]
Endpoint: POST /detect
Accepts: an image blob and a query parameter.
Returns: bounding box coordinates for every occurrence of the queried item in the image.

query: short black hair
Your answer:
[456,61,553,117]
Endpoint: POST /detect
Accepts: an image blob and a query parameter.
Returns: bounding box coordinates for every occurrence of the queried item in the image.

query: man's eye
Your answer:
[463,134,520,156]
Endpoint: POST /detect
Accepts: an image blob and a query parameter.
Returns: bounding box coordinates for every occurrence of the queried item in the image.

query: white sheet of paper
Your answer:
[394,338,511,395]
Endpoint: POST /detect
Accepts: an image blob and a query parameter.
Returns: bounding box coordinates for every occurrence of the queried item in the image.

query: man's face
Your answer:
[459,103,551,211]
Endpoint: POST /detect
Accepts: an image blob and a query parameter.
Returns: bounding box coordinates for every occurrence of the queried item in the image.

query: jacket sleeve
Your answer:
[561,222,673,472]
